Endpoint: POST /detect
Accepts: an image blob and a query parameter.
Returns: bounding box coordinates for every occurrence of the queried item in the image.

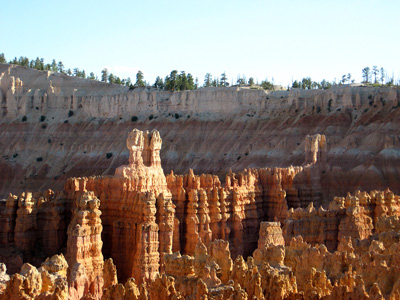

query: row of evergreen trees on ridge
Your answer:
[1,53,398,91]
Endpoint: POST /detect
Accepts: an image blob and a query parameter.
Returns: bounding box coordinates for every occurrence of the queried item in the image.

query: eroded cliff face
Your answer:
[2,64,400,299]
[0,129,327,282]
[63,129,175,283]
[1,127,400,299]
[1,64,400,201]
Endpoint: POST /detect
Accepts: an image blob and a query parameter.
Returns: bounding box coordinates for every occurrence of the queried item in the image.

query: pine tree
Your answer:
[204,73,212,87]
[178,71,188,90]
[372,66,379,83]
[108,73,115,84]
[51,59,57,71]
[347,73,351,84]
[292,80,300,89]
[187,73,195,90]
[34,57,41,70]
[220,72,228,87]
[39,58,44,70]
[101,68,108,83]
[341,75,346,84]
[362,67,370,83]
[0,53,6,63]
[165,70,178,91]
[134,70,145,87]
[380,68,385,84]
[57,61,64,73]
[236,75,245,86]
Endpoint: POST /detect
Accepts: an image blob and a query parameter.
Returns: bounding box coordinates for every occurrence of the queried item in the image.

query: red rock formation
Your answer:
[67,191,103,300]
[253,222,285,267]
[283,189,399,252]
[165,134,326,259]
[208,239,232,284]
[0,190,66,273]
[64,129,175,283]
[4,120,400,299]
[0,254,68,300]
[256,221,285,247]
[0,194,18,245]
[14,192,38,251]
[0,264,9,294]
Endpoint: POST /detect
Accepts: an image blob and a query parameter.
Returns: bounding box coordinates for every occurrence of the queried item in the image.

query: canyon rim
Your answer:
[1,64,400,299]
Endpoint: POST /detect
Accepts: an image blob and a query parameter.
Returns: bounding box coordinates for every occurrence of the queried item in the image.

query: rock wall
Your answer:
[166,133,326,258]
[283,188,400,251]
[0,190,67,273]
[2,124,400,298]
[1,64,400,202]
[0,129,329,281]
[3,215,400,299]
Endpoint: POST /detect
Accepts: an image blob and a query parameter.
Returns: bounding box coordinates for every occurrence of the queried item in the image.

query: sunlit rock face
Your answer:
[64,129,174,283]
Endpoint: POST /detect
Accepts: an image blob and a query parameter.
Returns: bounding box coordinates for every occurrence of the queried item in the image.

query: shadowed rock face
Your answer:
[1,64,400,201]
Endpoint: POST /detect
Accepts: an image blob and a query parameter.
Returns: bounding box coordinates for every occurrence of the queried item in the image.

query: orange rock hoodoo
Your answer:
[64,129,174,283]
[61,129,328,283]
[67,191,104,300]
[2,128,400,299]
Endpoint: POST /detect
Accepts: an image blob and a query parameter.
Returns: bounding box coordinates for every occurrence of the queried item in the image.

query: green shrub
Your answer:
[328,99,333,112]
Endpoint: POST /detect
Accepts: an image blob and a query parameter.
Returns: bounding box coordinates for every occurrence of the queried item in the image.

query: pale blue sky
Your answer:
[2,0,399,86]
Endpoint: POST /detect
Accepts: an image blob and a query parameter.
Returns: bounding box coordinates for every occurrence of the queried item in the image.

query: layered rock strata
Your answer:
[2,64,400,203]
